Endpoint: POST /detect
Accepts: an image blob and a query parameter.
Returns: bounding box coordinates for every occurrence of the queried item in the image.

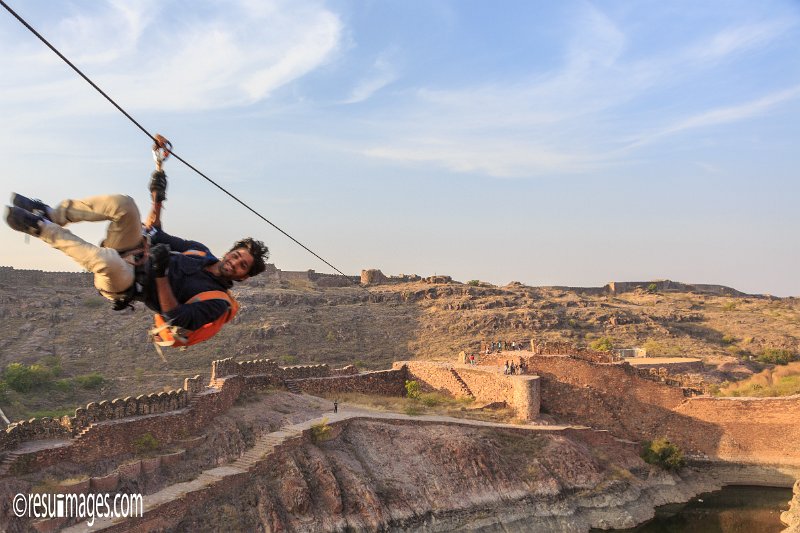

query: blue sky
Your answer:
[0,0,798,295]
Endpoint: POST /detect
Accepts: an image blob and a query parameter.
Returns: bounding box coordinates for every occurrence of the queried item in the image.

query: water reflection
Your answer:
[601,485,791,533]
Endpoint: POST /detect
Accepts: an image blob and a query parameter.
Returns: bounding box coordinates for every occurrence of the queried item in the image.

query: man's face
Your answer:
[220,247,254,281]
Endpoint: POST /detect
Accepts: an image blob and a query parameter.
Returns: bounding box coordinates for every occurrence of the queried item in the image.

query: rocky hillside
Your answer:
[0,271,798,421]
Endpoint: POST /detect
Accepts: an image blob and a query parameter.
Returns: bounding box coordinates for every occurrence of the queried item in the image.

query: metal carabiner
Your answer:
[152,134,173,171]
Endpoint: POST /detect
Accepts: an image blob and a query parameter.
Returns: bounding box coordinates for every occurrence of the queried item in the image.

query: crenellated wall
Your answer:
[0,385,193,452]
[4,351,800,478]
[1,357,363,464]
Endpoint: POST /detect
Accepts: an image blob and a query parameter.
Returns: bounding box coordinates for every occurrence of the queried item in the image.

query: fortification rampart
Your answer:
[0,375,202,452]
[1,357,384,474]
[292,368,407,397]
[398,361,540,420]
[481,348,705,394]
[209,357,357,385]
[0,266,92,287]
[606,280,751,297]
[517,354,800,464]
[530,341,620,362]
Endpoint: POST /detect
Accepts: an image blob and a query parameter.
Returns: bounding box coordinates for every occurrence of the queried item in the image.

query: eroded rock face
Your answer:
[781,479,800,532]
[175,419,700,532]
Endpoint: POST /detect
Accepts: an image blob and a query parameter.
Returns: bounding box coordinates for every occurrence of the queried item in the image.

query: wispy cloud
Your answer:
[358,5,799,178]
[689,21,794,62]
[625,85,800,149]
[0,0,342,113]
[342,56,398,104]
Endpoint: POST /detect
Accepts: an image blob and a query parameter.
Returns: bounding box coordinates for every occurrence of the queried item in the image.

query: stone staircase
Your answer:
[65,425,305,532]
[449,369,475,399]
[285,380,301,394]
[0,451,21,476]
[74,423,96,439]
[231,428,301,469]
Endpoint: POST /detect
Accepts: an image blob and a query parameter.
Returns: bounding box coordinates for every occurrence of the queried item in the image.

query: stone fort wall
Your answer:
[1,358,360,455]
[397,361,541,420]
[292,368,407,397]
[0,266,91,287]
[4,352,800,473]
[519,354,800,465]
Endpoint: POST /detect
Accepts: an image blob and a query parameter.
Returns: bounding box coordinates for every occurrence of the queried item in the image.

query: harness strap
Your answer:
[149,289,236,354]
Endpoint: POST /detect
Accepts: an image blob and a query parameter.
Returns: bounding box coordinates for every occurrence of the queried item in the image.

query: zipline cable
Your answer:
[0,0,355,281]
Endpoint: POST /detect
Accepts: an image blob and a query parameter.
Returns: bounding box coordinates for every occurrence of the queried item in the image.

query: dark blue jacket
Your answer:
[142,229,232,330]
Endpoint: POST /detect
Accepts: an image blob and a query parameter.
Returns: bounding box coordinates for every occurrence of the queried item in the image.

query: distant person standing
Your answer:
[333,399,338,413]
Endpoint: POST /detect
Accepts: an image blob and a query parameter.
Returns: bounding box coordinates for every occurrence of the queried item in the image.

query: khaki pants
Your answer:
[39,194,142,300]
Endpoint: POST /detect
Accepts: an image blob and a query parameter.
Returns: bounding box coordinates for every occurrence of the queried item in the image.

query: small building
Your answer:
[614,348,647,358]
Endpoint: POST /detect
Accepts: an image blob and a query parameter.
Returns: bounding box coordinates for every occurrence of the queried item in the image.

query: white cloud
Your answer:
[0,0,342,113]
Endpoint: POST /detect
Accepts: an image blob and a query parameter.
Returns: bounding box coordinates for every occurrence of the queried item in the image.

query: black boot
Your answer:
[11,193,52,221]
[5,206,44,236]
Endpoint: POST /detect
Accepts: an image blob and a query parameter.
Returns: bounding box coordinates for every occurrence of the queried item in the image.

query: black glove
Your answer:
[150,243,171,277]
[149,170,168,202]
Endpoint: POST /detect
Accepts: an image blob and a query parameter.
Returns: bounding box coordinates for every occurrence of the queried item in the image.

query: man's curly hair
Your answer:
[229,237,269,278]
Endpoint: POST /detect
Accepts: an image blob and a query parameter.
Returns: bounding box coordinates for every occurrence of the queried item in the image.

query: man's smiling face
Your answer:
[219,247,254,281]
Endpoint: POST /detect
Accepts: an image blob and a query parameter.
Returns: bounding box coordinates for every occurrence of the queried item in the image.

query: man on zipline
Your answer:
[3,168,268,351]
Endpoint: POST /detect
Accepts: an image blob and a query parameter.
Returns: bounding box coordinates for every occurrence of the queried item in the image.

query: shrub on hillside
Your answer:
[589,336,613,352]
[74,373,104,390]
[4,363,53,392]
[310,419,331,443]
[132,432,160,455]
[405,380,420,399]
[758,348,796,365]
[641,438,685,471]
[467,280,480,286]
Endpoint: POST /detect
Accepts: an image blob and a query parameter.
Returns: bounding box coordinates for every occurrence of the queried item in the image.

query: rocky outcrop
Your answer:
[361,269,388,285]
[782,479,800,532]
[174,419,719,532]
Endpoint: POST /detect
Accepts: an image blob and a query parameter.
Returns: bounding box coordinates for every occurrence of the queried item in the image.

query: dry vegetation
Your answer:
[715,361,800,397]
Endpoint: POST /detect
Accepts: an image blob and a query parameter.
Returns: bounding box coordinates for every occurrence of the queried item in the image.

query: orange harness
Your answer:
[151,290,239,349]
[149,250,239,358]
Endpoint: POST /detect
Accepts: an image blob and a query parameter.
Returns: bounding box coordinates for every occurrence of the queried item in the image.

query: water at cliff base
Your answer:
[605,485,792,533]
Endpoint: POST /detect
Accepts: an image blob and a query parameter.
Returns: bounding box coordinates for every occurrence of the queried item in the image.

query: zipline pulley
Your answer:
[152,134,172,172]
